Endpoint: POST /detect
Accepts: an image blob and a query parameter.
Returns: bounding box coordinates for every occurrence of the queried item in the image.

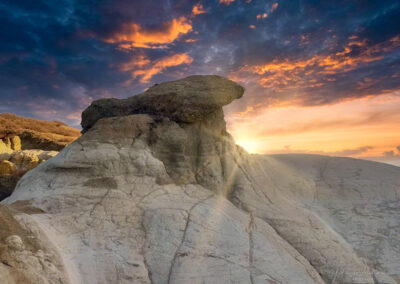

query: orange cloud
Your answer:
[119,55,150,72]
[104,17,192,49]
[192,3,206,15]
[235,35,400,93]
[270,3,278,13]
[185,38,198,43]
[220,0,235,5]
[257,13,268,20]
[120,53,193,83]
[249,25,256,29]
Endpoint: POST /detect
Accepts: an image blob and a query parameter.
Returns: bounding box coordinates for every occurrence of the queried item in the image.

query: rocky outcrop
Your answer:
[0,151,58,200]
[0,113,80,200]
[81,75,244,132]
[0,113,80,151]
[0,136,21,153]
[1,75,399,283]
[0,203,70,283]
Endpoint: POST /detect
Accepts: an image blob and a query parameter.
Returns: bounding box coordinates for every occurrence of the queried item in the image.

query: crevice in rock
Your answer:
[248,212,255,284]
[1,260,12,267]
[237,163,273,204]
[228,198,325,283]
[140,209,154,284]
[262,217,327,283]
[89,189,111,217]
[166,194,214,284]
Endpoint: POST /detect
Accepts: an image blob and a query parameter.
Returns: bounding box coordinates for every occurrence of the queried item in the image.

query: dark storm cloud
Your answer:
[0,0,399,127]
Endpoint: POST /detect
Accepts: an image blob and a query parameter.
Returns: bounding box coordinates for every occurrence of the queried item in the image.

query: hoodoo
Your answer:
[1,75,399,283]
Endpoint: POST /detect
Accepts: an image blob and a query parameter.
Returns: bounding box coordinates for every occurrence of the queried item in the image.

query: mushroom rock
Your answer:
[81,75,244,132]
[1,75,399,283]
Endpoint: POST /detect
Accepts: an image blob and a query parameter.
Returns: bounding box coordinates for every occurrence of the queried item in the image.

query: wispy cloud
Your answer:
[192,3,207,15]
[103,17,192,49]
[234,35,400,97]
[120,53,193,83]
[220,0,235,5]
[270,3,278,13]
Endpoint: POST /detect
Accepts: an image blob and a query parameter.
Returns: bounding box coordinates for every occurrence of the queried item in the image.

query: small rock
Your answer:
[10,150,40,170]
[6,235,25,251]
[37,151,58,162]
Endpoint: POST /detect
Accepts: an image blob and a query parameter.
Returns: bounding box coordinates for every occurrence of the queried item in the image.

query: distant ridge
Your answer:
[0,113,80,151]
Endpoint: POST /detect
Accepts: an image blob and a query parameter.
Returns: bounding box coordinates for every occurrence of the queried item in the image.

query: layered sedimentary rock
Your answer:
[0,113,80,151]
[2,75,399,283]
[0,114,80,200]
[0,150,58,200]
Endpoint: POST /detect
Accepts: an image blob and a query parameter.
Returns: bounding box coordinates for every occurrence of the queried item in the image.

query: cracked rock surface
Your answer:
[2,75,400,283]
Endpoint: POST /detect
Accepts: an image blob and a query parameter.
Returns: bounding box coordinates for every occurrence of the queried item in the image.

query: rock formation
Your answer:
[0,150,58,200]
[0,114,80,200]
[0,113,81,152]
[1,75,399,283]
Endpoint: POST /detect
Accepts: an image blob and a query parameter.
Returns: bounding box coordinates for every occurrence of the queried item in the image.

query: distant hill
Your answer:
[0,113,80,151]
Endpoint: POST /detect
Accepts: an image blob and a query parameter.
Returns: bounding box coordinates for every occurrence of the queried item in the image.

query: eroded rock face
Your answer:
[0,203,70,284]
[2,75,400,283]
[81,75,244,132]
[0,113,79,201]
[0,113,80,152]
[0,150,59,200]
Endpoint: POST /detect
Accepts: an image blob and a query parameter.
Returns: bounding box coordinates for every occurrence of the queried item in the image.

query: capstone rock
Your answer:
[81,75,244,132]
[1,75,399,284]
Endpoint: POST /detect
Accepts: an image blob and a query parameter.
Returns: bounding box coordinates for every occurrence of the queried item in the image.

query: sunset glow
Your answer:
[227,92,400,165]
[1,0,400,166]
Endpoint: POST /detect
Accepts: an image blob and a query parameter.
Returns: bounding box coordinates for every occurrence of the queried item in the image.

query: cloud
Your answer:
[332,146,373,156]
[192,3,206,15]
[220,0,235,5]
[1,0,400,132]
[270,3,278,13]
[256,13,268,20]
[292,146,373,156]
[384,150,395,157]
[121,53,193,83]
[104,17,192,49]
[118,55,151,71]
[231,34,400,107]
[247,144,374,157]
[383,146,400,157]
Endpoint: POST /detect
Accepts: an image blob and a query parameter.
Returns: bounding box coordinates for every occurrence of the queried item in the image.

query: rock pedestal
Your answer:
[1,75,399,284]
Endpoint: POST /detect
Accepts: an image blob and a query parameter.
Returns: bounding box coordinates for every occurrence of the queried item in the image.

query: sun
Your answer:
[235,139,261,154]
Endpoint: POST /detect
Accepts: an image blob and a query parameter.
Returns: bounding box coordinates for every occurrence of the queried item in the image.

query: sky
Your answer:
[1,0,400,165]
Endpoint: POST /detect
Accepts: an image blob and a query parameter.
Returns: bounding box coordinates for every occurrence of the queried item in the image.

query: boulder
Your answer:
[0,150,58,201]
[10,151,39,171]
[0,204,69,284]
[37,151,58,162]
[81,75,244,132]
